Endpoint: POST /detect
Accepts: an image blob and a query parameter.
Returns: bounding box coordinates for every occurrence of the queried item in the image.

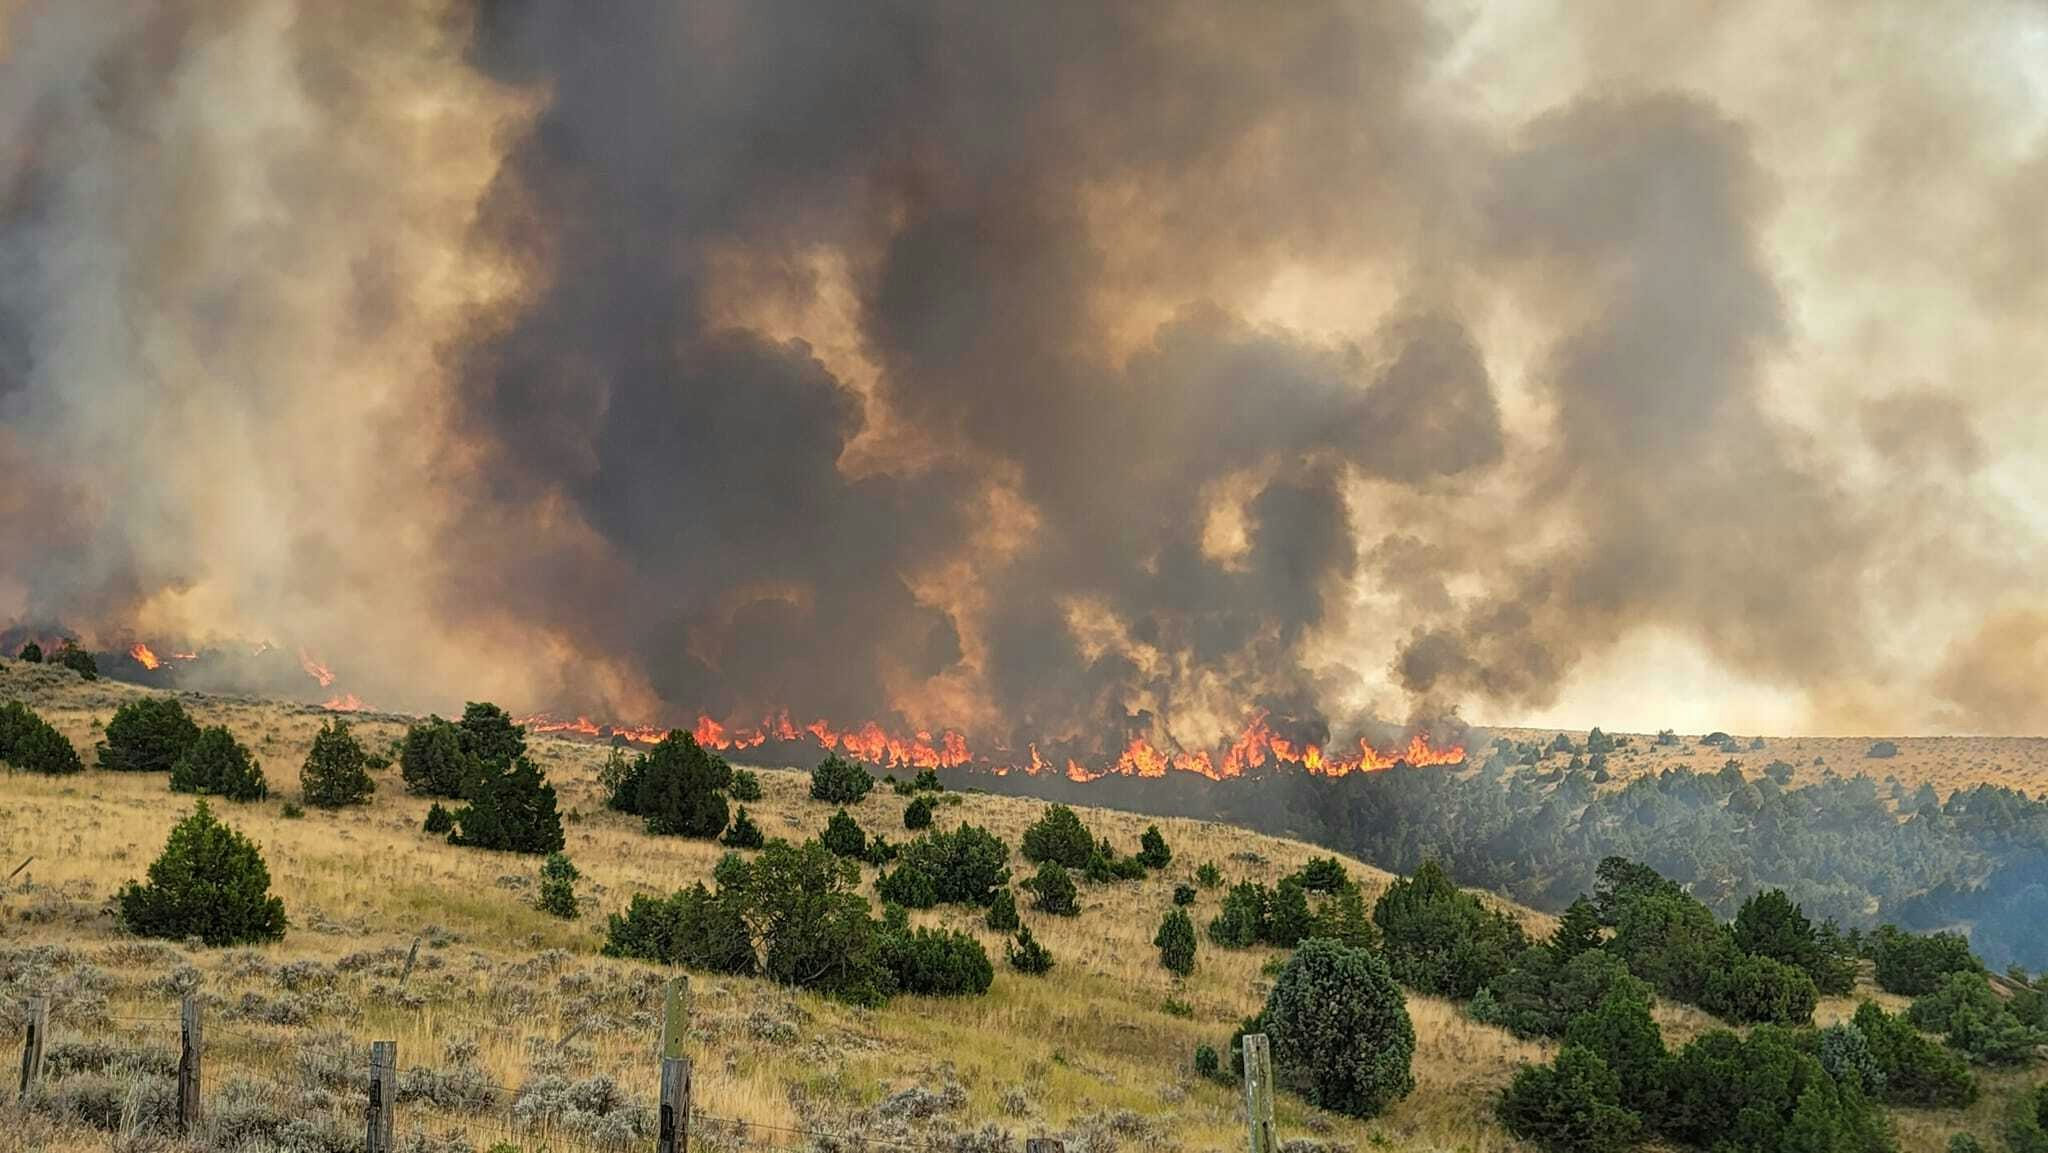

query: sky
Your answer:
[0,1,2043,755]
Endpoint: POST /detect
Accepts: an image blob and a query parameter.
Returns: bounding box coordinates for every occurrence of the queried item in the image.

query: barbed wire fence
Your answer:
[14,976,1281,1153]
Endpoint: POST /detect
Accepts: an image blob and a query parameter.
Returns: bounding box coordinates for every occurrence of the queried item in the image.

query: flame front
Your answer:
[513,704,1463,781]
[322,693,366,712]
[129,642,161,670]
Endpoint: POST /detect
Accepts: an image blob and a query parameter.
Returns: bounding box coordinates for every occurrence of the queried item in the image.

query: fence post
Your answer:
[16,997,46,1101]
[1242,1032,1276,1153]
[367,1040,397,1153]
[397,936,421,990]
[178,995,204,1133]
[659,975,690,1059]
[658,1056,691,1153]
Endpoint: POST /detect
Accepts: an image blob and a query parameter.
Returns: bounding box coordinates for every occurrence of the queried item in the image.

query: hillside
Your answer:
[0,659,2036,1153]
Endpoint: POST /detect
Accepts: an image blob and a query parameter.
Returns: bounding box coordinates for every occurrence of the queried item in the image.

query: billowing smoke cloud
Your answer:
[2,0,2043,747]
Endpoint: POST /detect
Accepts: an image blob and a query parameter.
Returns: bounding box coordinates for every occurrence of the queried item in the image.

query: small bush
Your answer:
[877,823,1010,908]
[16,641,41,662]
[448,756,564,854]
[1173,883,1197,906]
[1193,1044,1222,1081]
[54,643,97,680]
[1263,938,1416,1119]
[1021,804,1095,868]
[399,717,473,798]
[822,809,869,859]
[118,799,287,945]
[882,924,993,996]
[99,697,200,773]
[2,702,83,775]
[1196,861,1223,888]
[1008,926,1054,974]
[1137,824,1172,869]
[1023,860,1079,916]
[722,806,764,849]
[985,888,1020,931]
[300,719,374,808]
[1295,856,1349,892]
[1208,881,1270,947]
[537,853,580,919]
[2008,1083,2048,1153]
[728,768,763,801]
[1871,925,1981,996]
[423,803,453,834]
[170,726,268,801]
[1866,740,1899,759]
[1373,860,1527,998]
[280,801,304,819]
[1156,908,1197,976]
[1496,1045,1641,1153]
[904,794,936,830]
[809,752,874,804]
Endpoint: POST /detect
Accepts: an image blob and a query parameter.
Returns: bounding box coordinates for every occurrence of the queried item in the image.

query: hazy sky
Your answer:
[1,1,2043,750]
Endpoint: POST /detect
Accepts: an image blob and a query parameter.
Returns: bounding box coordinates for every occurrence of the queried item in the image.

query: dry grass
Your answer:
[1489,726,2048,798]
[1,660,1552,1153]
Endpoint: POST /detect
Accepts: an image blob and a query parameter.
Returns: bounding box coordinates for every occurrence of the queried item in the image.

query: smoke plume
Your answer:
[2,0,2044,749]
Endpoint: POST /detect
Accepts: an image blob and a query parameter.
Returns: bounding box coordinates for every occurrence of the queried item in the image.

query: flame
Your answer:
[298,649,336,687]
[322,693,365,712]
[507,704,1463,781]
[170,651,197,662]
[129,642,161,670]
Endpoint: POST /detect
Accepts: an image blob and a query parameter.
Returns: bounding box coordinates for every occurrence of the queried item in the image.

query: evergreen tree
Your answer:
[722,805,765,849]
[1496,1045,1641,1153]
[1268,876,1315,948]
[1373,860,1527,997]
[985,887,1020,931]
[821,809,869,859]
[1137,824,1173,869]
[1008,926,1054,974]
[1264,939,1416,1119]
[457,701,527,765]
[728,768,763,802]
[1021,803,1096,868]
[809,752,874,804]
[633,731,731,838]
[99,697,201,773]
[449,755,564,853]
[1311,881,1380,950]
[1023,860,1079,916]
[118,800,287,945]
[399,716,473,798]
[1196,861,1223,888]
[300,719,374,807]
[169,725,268,801]
[423,803,453,834]
[1156,907,1197,975]
[1209,881,1271,947]
[17,641,41,663]
[54,643,97,680]
[1552,896,1603,959]
[1,701,82,775]
[537,852,580,918]
[1563,988,1669,1117]
[904,793,936,830]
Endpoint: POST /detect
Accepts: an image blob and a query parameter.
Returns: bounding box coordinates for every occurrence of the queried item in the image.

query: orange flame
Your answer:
[298,649,335,688]
[129,643,161,670]
[321,693,365,712]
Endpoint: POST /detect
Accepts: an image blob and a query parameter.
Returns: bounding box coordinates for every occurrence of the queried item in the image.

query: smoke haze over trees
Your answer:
[1,1,2045,754]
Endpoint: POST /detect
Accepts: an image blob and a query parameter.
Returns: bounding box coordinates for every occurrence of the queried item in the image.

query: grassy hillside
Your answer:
[0,659,2033,1153]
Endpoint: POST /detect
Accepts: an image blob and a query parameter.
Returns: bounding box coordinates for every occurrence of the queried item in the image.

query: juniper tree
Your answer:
[118,800,287,945]
[170,725,268,801]
[100,697,200,773]
[301,719,374,807]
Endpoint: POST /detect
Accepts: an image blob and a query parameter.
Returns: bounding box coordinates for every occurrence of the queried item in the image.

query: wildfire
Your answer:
[129,642,161,670]
[509,704,1463,781]
[322,693,365,712]
[298,649,336,687]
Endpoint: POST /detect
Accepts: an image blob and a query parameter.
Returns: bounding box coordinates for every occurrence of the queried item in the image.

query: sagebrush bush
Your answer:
[300,719,374,808]
[118,799,287,945]
[170,725,268,801]
[99,696,200,773]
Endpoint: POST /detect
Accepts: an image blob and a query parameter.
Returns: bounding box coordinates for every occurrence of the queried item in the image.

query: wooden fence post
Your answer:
[659,975,690,1059]
[1242,1032,1276,1153]
[16,997,46,1101]
[367,1040,396,1153]
[397,937,421,990]
[658,1056,691,1153]
[178,995,204,1133]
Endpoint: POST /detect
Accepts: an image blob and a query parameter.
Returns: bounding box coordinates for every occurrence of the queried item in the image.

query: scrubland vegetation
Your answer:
[2,657,2045,1153]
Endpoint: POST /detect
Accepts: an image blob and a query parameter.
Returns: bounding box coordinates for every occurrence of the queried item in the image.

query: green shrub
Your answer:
[1662,1026,1890,1153]
[809,752,874,804]
[117,799,286,945]
[423,803,453,834]
[1173,883,1197,906]
[598,746,637,812]
[300,719,374,808]
[457,702,526,765]
[1871,925,1983,996]
[728,768,763,802]
[399,717,473,798]
[1853,999,1978,1108]
[630,732,731,838]
[280,801,304,819]
[1193,1044,1222,1080]
[537,853,579,919]
[169,726,268,801]
[1910,971,2046,1065]
[1563,989,1668,1118]
[2,702,83,775]
[1008,926,1054,974]
[1268,876,1314,948]
[1484,946,1654,1040]
[1156,907,1197,976]
[448,756,563,854]
[862,834,898,866]
[985,888,1020,931]
[1295,856,1348,893]
[1021,804,1094,868]
[903,794,936,830]
[99,697,200,773]
[602,884,755,974]
[1023,860,1079,916]
[1701,953,1818,1026]
[2008,1083,2048,1153]
[1310,881,1379,950]
[881,923,993,996]
[1606,886,1730,1007]
[1262,938,1416,1119]
[1817,1021,1887,1101]
[1551,896,1603,960]
[1497,1045,1641,1153]
[16,641,41,663]
[1137,824,1172,869]
[876,823,1010,908]
[821,809,868,859]
[55,643,97,680]
[722,806,764,849]
[1373,860,1527,998]
[750,839,893,1004]
[1209,881,1270,947]
[1196,862,1223,889]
